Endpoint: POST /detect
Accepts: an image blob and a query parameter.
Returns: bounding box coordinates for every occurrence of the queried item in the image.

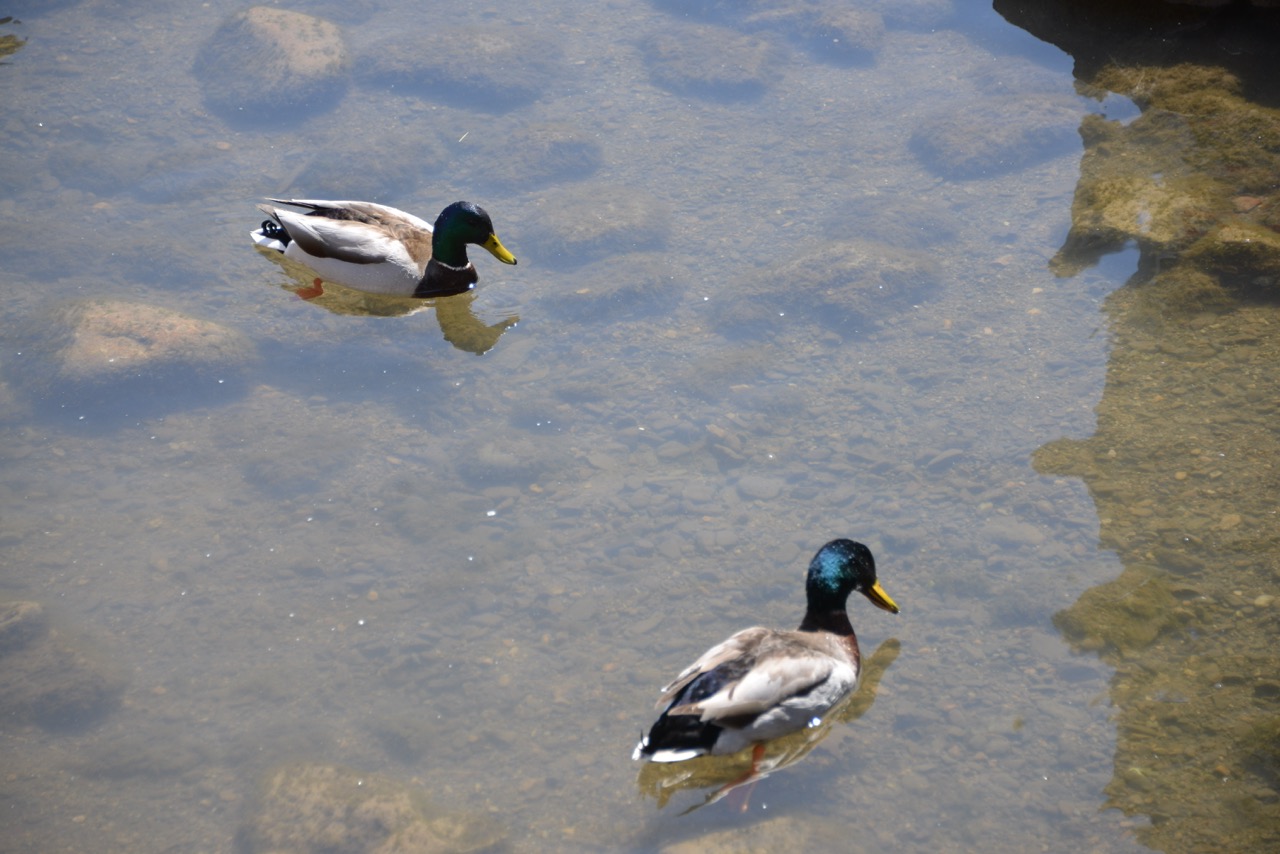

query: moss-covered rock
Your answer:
[0,17,24,61]
[1183,222,1280,288]
[1135,267,1236,318]
[1053,564,1177,656]
[1051,64,1280,294]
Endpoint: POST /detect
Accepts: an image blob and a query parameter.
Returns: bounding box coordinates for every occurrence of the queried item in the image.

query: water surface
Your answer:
[5,1,1262,852]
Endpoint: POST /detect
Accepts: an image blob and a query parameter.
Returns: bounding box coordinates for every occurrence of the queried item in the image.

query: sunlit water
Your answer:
[1,2,1159,852]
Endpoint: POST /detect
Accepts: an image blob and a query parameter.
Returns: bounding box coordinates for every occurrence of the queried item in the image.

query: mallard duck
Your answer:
[251,199,517,298]
[633,538,899,763]
[639,637,903,813]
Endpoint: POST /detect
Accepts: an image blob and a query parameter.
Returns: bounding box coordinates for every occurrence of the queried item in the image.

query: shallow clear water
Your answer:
[0,1,1233,851]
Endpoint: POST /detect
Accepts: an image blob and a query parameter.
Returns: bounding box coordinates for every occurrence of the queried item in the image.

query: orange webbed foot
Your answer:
[295,279,324,300]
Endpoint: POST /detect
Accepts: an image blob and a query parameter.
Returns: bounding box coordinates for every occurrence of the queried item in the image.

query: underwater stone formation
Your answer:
[195,7,350,124]
[241,762,505,854]
[1052,64,1280,299]
[0,600,125,729]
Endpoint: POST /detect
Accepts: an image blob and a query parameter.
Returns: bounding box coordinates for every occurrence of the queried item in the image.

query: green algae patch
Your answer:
[1053,564,1177,656]
[1036,68,1280,837]
[1240,715,1280,790]
[1094,64,1280,195]
[1184,222,1280,286]
[1051,112,1228,276]
[1035,228,1280,851]
[1134,267,1236,318]
[1052,63,1280,293]
[0,17,24,61]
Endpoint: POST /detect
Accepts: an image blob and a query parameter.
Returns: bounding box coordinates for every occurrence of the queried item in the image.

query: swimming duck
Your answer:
[251,199,517,298]
[633,538,899,763]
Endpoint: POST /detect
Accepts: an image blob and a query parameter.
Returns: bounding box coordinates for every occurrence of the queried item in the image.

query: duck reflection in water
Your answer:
[253,248,518,355]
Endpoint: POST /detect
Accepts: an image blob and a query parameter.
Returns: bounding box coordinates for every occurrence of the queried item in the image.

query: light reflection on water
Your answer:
[0,1,1157,852]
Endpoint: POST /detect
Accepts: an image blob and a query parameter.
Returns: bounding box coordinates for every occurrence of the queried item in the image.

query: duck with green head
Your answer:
[633,538,899,763]
[252,199,517,298]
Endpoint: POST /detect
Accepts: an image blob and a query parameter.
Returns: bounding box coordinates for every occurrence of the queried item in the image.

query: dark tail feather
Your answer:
[256,217,290,247]
[639,712,721,759]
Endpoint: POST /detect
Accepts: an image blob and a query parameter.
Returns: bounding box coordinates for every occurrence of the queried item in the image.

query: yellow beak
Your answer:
[864,580,900,614]
[483,233,517,265]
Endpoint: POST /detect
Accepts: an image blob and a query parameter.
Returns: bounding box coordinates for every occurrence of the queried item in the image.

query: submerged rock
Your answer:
[0,18,24,62]
[821,195,962,248]
[454,435,569,487]
[659,813,858,852]
[195,7,349,124]
[523,185,670,268]
[994,0,1280,104]
[542,251,682,322]
[747,3,883,65]
[1054,565,1178,654]
[17,299,255,423]
[650,0,885,65]
[241,762,504,854]
[0,599,48,652]
[357,27,562,112]
[640,24,780,101]
[1184,221,1280,287]
[465,121,603,192]
[717,239,939,337]
[0,600,125,729]
[1052,64,1280,291]
[48,127,149,196]
[54,299,255,387]
[910,94,1081,179]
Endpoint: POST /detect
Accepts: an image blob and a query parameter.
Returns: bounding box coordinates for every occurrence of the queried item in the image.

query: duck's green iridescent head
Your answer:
[805,538,899,614]
[432,201,518,269]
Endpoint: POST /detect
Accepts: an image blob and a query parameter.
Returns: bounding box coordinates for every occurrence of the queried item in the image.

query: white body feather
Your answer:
[251,199,438,295]
[634,626,859,762]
